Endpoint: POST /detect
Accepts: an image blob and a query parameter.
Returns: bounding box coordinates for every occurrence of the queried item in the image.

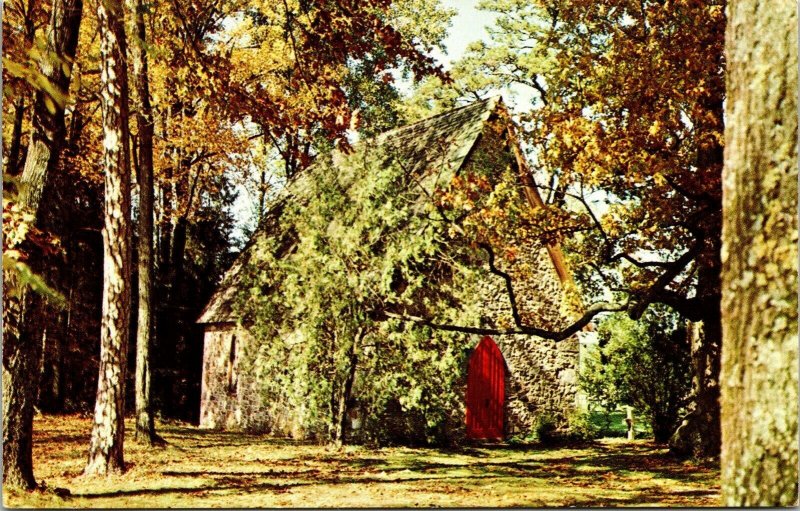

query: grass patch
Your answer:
[3,414,720,508]
[588,407,653,437]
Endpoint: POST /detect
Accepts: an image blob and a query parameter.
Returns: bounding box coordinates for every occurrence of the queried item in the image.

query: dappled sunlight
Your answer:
[4,415,720,507]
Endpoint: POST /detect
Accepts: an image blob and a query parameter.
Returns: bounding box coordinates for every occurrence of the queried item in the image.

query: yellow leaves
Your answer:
[648,120,661,137]
[563,130,574,149]
[707,4,723,20]
[3,56,68,113]
[3,198,34,251]
[600,209,624,238]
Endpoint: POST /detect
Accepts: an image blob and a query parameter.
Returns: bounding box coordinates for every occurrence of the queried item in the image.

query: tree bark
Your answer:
[2,0,83,491]
[127,0,158,445]
[333,340,359,448]
[5,96,28,176]
[18,0,83,213]
[2,292,45,490]
[720,0,798,505]
[5,0,41,177]
[84,0,133,476]
[668,306,721,458]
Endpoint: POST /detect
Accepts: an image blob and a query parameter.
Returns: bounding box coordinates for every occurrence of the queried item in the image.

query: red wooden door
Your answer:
[466,336,505,439]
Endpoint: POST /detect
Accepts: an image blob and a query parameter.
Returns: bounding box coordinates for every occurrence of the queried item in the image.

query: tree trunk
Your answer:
[2,292,45,490]
[2,0,83,491]
[669,83,725,458]
[84,0,132,476]
[5,0,40,177]
[18,0,83,213]
[38,311,66,412]
[668,308,721,458]
[332,331,360,448]
[170,216,188,288]
[5,96,27,176]
[720,0,798,505]
[127,0,158,445]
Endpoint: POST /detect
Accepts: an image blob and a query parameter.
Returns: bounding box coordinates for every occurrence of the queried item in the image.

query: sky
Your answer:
[431,0,498,67]
[429,0,536,111]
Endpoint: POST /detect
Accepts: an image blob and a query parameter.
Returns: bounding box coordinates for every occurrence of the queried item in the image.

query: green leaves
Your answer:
[2,254,66,307]
[580,307,691,441]
[238,144,481,444]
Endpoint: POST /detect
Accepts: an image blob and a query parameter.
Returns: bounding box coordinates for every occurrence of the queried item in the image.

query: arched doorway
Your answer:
[466,336,505,439]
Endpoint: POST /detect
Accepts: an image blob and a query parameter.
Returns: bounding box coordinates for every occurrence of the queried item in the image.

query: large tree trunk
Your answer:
[668,304,721,458]
[84,0,132,476]
[670,226,723,459]
[2,292,45,490]
[668,81,726,459]
[127,0,158,445]
[18,0,83,212]
[719,0,798,505]
[2,0,83,491]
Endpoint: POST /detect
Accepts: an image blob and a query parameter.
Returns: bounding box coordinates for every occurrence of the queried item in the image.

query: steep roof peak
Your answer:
[378,95,502,141]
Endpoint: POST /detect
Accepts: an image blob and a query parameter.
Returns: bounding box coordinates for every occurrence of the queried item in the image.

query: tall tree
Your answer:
[84,0,132,475]
[2,0,83,489]
[126,0,159,445]
[720,0,798,504]
[136,0,448,419]
[415,0,726,457]
[2,0,43,175]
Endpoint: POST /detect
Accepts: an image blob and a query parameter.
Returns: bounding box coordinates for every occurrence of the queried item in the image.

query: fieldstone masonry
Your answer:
[471,243,579,435]
[199,325,270,432]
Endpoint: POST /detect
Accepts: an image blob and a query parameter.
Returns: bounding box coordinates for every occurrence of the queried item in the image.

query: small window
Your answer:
[227,334,237,393]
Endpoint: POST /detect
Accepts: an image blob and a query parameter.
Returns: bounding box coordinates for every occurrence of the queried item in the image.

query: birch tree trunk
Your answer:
[720,0,798,504]
[126,0,158,445]
[84,0,133,476]
[2,0,83,490]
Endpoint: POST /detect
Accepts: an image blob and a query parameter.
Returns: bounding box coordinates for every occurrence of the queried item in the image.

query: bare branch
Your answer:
[384,299,628,341]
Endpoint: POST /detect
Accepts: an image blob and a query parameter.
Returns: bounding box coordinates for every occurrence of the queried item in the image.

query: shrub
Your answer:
[566,410,600,441]
[534,413,558,443]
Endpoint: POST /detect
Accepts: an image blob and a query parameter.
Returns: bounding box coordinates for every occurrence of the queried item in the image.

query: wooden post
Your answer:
[626,406,635,440]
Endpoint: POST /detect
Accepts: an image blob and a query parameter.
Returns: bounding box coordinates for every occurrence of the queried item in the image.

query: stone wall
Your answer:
[199,324,310,436]
[199,324,271,432]
[470,243,580,435]
[465,128,580,434]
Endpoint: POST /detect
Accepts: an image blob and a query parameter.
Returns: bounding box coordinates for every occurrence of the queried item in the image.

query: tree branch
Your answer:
[478,242,522,328]
[384,299,628,341]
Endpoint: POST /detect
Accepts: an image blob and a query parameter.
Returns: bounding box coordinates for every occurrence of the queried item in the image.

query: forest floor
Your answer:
[4,414,720,508]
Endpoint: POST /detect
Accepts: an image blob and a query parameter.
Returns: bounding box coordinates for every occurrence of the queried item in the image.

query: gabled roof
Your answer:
[197,97,569,325]
[376,96,500,178]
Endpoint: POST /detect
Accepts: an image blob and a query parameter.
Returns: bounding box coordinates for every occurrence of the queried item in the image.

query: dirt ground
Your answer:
[3,414,720,508]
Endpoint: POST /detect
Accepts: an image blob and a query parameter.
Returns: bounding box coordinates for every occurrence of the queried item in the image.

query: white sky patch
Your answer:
[620,12,637,27]
[431,0,499,67]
